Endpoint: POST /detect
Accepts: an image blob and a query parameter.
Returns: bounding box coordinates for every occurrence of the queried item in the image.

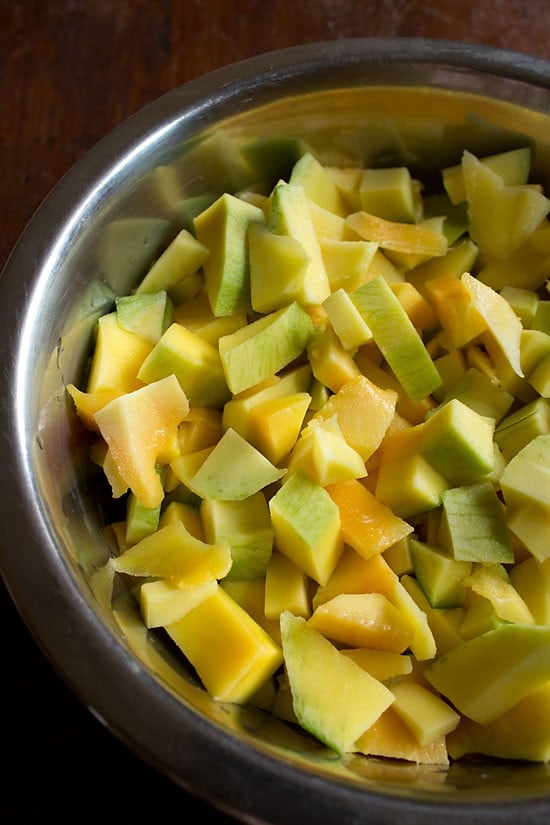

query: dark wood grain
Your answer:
[0,1,549,821]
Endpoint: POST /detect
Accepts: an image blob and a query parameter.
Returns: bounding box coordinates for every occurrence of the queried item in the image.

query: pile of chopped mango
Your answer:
[69,145,550,765]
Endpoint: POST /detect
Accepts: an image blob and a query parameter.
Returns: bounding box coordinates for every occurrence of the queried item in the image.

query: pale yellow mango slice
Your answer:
[311,374,397,460]
[94,374,189,508]
[309,592,415,653]
[462,149,550,258]
[390,681,460,746]
[110,520,232,588]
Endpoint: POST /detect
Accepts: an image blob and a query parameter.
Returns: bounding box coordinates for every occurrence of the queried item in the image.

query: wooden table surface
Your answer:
[1,1,549,821]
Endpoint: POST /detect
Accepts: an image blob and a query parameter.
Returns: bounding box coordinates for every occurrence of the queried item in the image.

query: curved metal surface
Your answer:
[1,39,549,825]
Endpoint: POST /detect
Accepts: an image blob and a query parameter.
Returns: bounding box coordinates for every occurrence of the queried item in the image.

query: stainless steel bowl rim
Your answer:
[1,38,549,824]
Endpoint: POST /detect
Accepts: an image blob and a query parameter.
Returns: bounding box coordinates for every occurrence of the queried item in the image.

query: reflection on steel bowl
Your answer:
[0,38,549,825]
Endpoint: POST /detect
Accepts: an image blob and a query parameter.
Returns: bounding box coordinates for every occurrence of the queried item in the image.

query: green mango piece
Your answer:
[280,611,393,755]
[351,275,442,401]
[438,481,514,564]
[194,193,265,317]
[218,301,315,396]
[186,428,286,501]
[424,623,550,725]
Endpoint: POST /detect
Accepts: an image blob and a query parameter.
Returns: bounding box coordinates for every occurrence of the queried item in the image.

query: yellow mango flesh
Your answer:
[447,682,550,763]
[86,312,152,394]
[326,478,413,559]
[312,374,397,460]
[281,611,394,755]
[390,681,460,746]
[94,374,190,508]
[346,211,448,258]
[309,592,415,653]
[341,648,412,681]
[111,520,232,588]
[139,578,217,628]
[247,392,311,464]
[312,546,398,609]
[462,149,550,258]
[356,706,449,765]
[166,586,283,703]
[264,552,311,620]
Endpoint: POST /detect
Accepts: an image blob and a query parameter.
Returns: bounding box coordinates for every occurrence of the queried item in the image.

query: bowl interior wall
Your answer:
[6,54,550,817]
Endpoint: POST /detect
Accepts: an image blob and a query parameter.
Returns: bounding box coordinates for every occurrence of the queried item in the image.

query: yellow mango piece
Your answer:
[172,290,247,347]
[110,520,232,588]
[425,274,487,349]
[248,221,311,315]
[177,406,223,456]
[320,238,378,292]
[341,648,413,681]
[136,228,210,295]
[264,552,311,620]
[509,557,550,625]
[166,585,283,704]
[94,375,190,508]
[139,578,217,628]
[464,564,535,625]
[325,164,363,212]
[425,624,550,725]
[312,546,398,609]
[67,384,122,432]
[476,220,550,291]
[388,580,437,661]
[307,326,362,393]
[287,416,366,486]
[355,351,435,425]
[280,611,394,755]
[359,166,417,223]
[400,575,465,657]
[356,706,449,765]
[246,392,311,464]
[323,288,373,351]
[308,592,415,653]
[447,682,550,763]
[462,149,550,258]
[138,322,230,408]
[346,211,447,258]
[312,374,397,460]
[308,201,347,241]
[290,151,348,216]
[461,272,524,377]
[325,478,413,560]
[159,500,204,540]
[170,445,214,490]
[375,425,448,519]
[86,312,152,394]
[443,147,532,205]
[386,217,448,270]
[390,681,460,746]
[222,578,281,643]
[390,281,438,332]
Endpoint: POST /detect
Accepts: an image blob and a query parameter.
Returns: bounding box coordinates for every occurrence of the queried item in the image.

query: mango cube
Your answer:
[166,586,283,703]
[269,472,343,585]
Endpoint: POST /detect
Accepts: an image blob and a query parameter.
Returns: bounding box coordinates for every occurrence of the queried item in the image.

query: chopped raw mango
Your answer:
[71,146,550,767]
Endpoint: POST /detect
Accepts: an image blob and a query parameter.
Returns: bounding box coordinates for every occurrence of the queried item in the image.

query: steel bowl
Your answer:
[1,38,549,824]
